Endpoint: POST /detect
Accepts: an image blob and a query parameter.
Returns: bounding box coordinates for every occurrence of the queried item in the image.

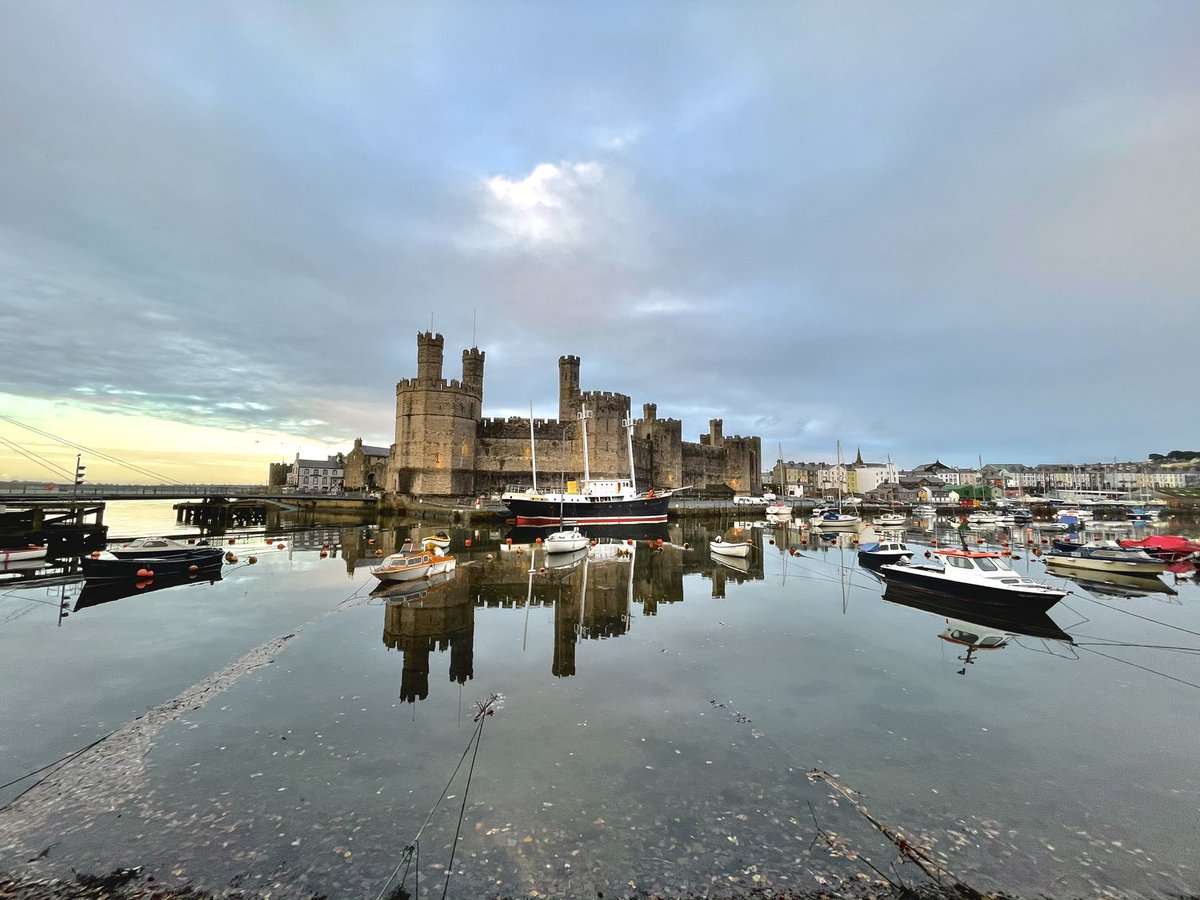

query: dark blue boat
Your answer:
[81,547,226,581]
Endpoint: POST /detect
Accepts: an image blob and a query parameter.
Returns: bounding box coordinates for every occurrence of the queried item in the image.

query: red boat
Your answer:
[1117,534,1200,563]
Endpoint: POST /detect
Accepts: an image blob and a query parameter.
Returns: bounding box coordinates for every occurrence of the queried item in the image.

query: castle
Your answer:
[344,332,762,499]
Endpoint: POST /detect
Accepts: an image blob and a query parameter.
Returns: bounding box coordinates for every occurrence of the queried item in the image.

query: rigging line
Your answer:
[1069,636,1200,654]
[374,714,483,900]
[1074,592,1200,639]
[0,413,186,485]
[442,708,488,900]
[0,435,74,480]
[1076,645,1200,691]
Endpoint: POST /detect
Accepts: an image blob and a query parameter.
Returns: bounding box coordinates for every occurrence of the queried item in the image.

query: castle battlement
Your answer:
[396,377,482,397]
[380,336,761,499]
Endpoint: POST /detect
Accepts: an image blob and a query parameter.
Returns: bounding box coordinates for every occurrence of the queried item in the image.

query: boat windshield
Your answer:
[945,555,974,569]
[975,557,998,571]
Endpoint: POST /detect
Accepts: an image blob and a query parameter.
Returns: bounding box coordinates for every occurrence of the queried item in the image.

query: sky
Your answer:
[1,1,1198,484]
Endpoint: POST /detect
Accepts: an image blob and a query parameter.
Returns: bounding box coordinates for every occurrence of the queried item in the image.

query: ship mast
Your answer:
[578,404,592,484]
[622,410,637,493]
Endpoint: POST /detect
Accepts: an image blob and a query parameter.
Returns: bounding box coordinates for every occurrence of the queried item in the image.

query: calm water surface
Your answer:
[1,500,1198,898]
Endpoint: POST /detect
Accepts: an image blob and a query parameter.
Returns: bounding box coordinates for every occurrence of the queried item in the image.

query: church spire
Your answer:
[854,446,864,466]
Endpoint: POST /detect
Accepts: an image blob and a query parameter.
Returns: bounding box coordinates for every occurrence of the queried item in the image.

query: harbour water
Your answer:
[1,500,1198,897]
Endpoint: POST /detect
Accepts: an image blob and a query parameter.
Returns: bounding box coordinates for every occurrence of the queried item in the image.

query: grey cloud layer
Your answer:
[1,1,1197,465]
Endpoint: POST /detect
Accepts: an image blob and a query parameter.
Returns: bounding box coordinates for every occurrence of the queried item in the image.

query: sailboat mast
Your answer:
[623,410,637,493]
[578,404,592,484]
[528,402,538,492]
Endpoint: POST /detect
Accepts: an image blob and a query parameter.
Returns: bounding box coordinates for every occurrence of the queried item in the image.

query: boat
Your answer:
[765,500,794,519]
[811,442,860,530]
[872,513,906,527]
[1127,507,1155,522]
[81,547,225,581]
[544,528,590,554]
[0,544,48,565]
[108,537,211,558]
[502,403,683,525]
[857,540,913,567]
[419,532,451,551]
[710,537,753,558]
[371,550,437,583]
[912,504,936,518]
[966,511,997,525]
[879,547,1067,611]
[1044,540,1166,576]
[1117,534,1200,563]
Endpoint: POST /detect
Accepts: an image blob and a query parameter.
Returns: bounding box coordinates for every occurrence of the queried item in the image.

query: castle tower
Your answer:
[462,347,485,400]
[416,332,444,383]
[709,419,725,448]
[558,355,581,423]
[643,403,657,421]
[389,333,480,496]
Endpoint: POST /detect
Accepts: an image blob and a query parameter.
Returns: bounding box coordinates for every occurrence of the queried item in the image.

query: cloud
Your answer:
[474,161,607,248]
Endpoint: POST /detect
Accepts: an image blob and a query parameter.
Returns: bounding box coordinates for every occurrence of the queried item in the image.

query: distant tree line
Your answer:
[1148,450,1200,461]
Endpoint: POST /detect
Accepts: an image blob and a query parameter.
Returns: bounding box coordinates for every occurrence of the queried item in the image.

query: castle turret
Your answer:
[709,418,724,448]
[643,403,657,421]
[559,355,581,423]
[416,332,444,383]
[462,347,485,399]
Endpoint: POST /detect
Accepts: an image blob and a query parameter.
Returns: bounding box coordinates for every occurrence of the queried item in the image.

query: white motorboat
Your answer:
[419,532,451,551]
[371,550,436,583]
[544,529,590,554]
[880,547,1067,611]
[912,504,936,518]
[873,513,906,527]
[857,540,913,567]
[710,538,752,558]
[1045,540,1166,576]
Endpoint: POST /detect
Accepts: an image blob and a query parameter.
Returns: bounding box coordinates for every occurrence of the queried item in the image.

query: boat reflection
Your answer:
[1045,563,1179,599]
[74,566,224,610]
[882,582,1074,675]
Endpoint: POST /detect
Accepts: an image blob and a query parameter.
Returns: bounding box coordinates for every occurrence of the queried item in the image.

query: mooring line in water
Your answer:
[806,769,984,899]
[1073,593,1200,639]
[374,692,501,900]
[1074,644,1200,691]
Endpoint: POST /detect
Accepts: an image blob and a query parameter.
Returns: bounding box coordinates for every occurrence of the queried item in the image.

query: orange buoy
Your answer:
[374,548,383,557]
[627,539,633,545]
[91,550,101,558]
[136,567,152,578]
[506,538,512,545]
[277,542,286,549]
[656,538,663,547]
[247,556,257,564]
[535,537,543,544]
[368,538,375,545]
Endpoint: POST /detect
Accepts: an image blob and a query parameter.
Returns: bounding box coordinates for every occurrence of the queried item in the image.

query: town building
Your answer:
[344,333,762,499]
[287,454,345,493]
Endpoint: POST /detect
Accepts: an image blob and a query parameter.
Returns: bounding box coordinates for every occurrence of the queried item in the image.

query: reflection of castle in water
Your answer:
[381,574,474,702]
[379,537,689,698]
